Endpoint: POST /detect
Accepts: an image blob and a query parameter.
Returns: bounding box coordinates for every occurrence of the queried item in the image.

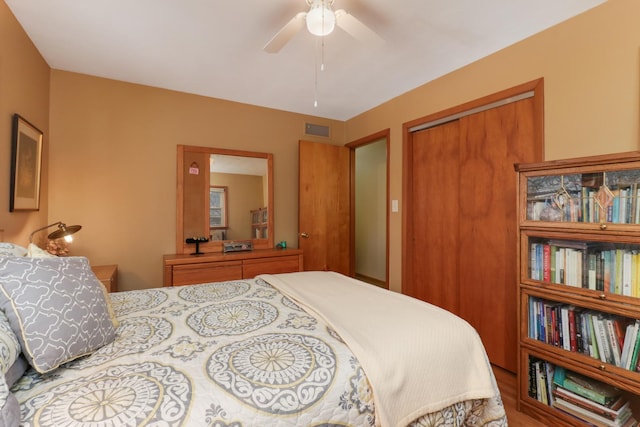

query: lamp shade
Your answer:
[306,1,336,36]
[48,223,82,241]
[29,221,82,244]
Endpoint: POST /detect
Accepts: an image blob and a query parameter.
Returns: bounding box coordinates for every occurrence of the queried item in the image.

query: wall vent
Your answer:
[305,122,330,137]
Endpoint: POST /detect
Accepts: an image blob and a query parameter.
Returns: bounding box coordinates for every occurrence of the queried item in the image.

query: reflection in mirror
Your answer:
[177,145,273,254]
[209,154,268,241]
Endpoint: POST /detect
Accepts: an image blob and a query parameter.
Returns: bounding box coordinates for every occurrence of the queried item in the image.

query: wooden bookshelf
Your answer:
[515,152,640,426]
[250,207,268,239]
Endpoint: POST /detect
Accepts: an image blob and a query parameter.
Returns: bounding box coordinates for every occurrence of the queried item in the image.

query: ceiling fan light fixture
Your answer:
[306,1,336,36]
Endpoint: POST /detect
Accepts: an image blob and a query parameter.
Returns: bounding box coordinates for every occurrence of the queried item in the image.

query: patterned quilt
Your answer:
[10,277,507,426]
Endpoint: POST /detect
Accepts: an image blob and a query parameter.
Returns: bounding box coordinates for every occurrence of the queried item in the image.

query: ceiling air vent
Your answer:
[305,122,330,138]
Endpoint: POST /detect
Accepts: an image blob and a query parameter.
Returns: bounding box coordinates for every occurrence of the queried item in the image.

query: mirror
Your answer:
[176,145,274,254]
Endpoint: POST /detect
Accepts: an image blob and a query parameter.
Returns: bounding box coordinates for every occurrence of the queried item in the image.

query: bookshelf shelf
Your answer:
[250,207,268,239]
[516,152,640,426]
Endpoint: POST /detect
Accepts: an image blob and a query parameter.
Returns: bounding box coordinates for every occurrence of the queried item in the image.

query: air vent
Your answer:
[305,122,330,138]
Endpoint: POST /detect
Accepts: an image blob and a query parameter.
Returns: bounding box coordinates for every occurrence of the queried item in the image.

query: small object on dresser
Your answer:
[186,236,208,255]
[223,241,253,253]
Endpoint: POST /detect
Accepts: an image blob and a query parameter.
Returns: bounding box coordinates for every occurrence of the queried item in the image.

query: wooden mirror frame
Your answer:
[176,145,274,254]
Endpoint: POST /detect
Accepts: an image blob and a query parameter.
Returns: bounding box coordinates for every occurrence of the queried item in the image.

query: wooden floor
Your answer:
[492,365,548,426]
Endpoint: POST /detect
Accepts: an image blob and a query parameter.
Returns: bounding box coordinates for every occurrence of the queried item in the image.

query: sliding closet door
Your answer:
[403,80,542,372]
[407,121,460,315]
[457,98,536,371]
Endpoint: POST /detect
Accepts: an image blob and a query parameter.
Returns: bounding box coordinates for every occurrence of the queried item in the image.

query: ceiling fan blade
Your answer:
[263,12,307,53]
[334,9,383,45]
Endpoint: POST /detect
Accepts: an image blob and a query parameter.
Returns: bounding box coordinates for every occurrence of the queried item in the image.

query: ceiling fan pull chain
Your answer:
[314,38,319,107]
[321,33,326,71]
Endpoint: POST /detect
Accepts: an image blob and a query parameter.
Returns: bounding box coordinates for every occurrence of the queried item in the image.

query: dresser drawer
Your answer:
[163,249,303,286]
[242,255,301,279]
[172,260,242,286]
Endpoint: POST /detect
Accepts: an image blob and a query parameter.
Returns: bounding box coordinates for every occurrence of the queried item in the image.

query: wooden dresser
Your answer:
[163,248,303,286]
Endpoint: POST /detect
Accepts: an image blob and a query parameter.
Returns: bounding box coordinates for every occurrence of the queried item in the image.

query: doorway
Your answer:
[348,130,389,289]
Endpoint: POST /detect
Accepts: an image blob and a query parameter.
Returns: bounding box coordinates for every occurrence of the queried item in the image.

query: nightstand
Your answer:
[91,264,118,292]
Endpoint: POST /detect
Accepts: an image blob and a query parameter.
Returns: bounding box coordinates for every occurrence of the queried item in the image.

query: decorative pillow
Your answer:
[0,243,26,258]
[3,356,27,388]
[0,373,20,427]
[97,278,120,329]
[0,256,116,373]
[25,244,119,328]
[26,243,54,258]
[0,311,20,376]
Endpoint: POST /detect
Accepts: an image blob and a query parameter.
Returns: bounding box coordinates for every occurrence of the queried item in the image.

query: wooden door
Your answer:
[406,121,461,314]
[404,80,543,372]
[457,98,537,372]
[298,140,350,274]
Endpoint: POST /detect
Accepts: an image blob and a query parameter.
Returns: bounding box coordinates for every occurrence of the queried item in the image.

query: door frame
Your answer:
[346,129,391,288]
[401,79,544,295]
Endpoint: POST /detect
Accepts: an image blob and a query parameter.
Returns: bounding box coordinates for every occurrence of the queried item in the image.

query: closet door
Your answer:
[407,121,460,315]
[457,98,536,372]
[404,81,541,372]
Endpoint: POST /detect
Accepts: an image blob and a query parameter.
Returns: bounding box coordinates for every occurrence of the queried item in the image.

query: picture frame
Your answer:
[10,114,43,211]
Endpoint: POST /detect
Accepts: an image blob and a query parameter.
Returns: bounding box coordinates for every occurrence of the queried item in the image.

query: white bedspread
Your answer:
[260,271,500,427]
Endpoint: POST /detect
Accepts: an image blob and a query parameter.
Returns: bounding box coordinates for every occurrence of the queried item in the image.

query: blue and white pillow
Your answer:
[0,314,20,427]
[0,311,20,377]
[0,243,26,258]
[0,373,20,427]
[0,256,116,373]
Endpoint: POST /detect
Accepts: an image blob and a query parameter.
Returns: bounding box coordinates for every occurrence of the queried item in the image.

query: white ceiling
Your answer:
[5,0,605,121]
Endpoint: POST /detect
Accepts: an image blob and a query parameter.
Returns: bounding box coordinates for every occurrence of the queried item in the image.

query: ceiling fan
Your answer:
[263,0,382,53]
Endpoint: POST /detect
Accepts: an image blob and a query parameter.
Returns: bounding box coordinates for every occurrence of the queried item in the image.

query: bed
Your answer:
[0,249,507,427]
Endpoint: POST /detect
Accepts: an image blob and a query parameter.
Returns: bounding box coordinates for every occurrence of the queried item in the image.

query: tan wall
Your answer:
[0,2,50,244]
[4,0,640,294]
[346,0,640,292]
[48,71,345,290]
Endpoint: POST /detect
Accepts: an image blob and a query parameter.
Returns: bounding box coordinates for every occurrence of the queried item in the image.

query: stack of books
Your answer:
[552,366,638,426]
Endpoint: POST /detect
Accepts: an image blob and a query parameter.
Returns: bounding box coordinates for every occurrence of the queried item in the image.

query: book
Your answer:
[623,251,633,296]
[593,315,613,364]
[528,357,538,398]
[620,322,638,369]
[553,366,621,406]
[606,318,622,367]
[543,243,551,282]
[553,387,630,421]
[587,312,601,360]
[545,361,556,406]
[536,360,548,404]
[553,397,632,427]
[569,307,578,352]
[561,306,571,351]
[628,325,640,371]
[588,252,598,290]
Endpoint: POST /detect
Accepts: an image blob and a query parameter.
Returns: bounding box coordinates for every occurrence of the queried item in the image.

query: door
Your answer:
[457,100,537,372]
[298,140,350,274]
[407,121,461,314]
[404,80,543,372]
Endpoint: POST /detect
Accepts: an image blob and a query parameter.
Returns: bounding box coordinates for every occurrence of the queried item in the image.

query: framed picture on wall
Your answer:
[10,114,43,211]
